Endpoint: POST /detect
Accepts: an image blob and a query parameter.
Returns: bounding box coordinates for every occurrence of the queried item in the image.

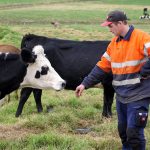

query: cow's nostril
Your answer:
[62,82,66,88]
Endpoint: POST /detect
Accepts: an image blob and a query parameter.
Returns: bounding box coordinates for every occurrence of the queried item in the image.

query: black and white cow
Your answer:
[0,45,65,100]
[139,8,150,19]
[15,34,115,118]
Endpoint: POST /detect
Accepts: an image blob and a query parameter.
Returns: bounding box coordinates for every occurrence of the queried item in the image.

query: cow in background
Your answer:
[140,8,150,19]
[0,44,20,54]
[0,44,20,104]
[0,45,65,101]
[15,34,114,118]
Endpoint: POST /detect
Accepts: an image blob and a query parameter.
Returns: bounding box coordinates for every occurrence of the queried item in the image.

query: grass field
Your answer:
[0,0,150,149]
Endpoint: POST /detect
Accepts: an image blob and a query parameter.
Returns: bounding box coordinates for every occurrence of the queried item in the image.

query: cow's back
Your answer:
[44,40,110,89]
[0,45,20,54]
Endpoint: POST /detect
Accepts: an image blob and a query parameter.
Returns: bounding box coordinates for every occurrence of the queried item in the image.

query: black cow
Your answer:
[15,34,115,117]
[0,45,65,100]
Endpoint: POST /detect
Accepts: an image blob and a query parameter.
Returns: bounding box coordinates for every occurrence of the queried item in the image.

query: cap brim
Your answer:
[101,21,112,26]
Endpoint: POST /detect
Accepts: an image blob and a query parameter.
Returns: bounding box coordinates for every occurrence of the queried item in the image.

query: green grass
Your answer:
[0,0,149,5]
[0,26,22,47]
[0,0,86,5]
[0,89,149,149]
[0,0,150,149]
[99,0,150,5]
[0,89,120,150]
[0,4,147,24]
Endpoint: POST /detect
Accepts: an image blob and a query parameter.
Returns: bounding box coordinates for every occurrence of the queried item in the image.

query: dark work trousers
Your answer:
[116,98,150,150]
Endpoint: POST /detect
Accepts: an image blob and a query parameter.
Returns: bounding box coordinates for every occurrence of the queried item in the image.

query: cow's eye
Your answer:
[41,66,49,75]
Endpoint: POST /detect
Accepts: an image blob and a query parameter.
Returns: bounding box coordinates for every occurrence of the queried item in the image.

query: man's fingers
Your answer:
[75,88,81,97]
[75,85,85,97]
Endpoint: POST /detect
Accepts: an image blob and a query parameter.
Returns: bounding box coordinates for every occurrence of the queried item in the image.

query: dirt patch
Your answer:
[0,4,33,10]
[32,3,148,11]
[0,124,40,140]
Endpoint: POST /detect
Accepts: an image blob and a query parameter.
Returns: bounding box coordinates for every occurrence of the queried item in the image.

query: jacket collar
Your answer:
[116,25,134,42]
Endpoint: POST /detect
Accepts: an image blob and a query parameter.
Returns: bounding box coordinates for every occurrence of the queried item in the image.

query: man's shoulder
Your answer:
[131,29,150,42]
[133,28,149,36]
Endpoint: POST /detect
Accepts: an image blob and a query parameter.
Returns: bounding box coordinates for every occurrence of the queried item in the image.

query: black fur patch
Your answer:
[0,53,19,61]
[35,71,41,78]
[41,66,49,75]
[21,48,36,63]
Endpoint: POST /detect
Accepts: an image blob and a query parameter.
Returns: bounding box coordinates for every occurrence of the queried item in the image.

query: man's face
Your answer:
[108,22,122,36]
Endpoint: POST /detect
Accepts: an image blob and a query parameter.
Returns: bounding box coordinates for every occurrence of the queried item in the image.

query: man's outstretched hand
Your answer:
[75,84,85,97]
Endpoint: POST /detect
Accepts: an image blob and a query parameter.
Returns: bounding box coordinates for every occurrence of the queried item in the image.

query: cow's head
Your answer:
[20,45,66,90]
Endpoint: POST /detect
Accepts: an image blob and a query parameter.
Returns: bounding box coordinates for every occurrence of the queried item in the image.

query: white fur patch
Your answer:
[32,45,45,56]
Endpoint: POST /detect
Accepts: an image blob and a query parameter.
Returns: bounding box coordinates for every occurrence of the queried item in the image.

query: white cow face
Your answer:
[20,45,66,90]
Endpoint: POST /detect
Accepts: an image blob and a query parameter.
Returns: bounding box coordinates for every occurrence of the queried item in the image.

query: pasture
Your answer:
[0,0,150,149]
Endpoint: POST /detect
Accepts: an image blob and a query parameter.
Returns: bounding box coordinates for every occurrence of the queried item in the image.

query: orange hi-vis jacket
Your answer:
[97,26,150,103]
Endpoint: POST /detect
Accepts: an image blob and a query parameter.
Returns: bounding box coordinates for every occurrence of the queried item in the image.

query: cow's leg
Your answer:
[33,89,43,113]
[15,88,33,117]
[102,83,114,118]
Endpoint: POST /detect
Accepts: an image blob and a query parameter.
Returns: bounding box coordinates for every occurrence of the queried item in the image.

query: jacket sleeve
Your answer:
[140,33,150,77]
[81,65,107,89]
[140,58,150,77]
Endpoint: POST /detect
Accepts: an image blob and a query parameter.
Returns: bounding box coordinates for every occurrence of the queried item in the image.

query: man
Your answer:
[75,10,150,150]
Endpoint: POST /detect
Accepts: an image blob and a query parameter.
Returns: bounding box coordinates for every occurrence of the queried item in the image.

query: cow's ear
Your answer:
[21,48,37,63]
